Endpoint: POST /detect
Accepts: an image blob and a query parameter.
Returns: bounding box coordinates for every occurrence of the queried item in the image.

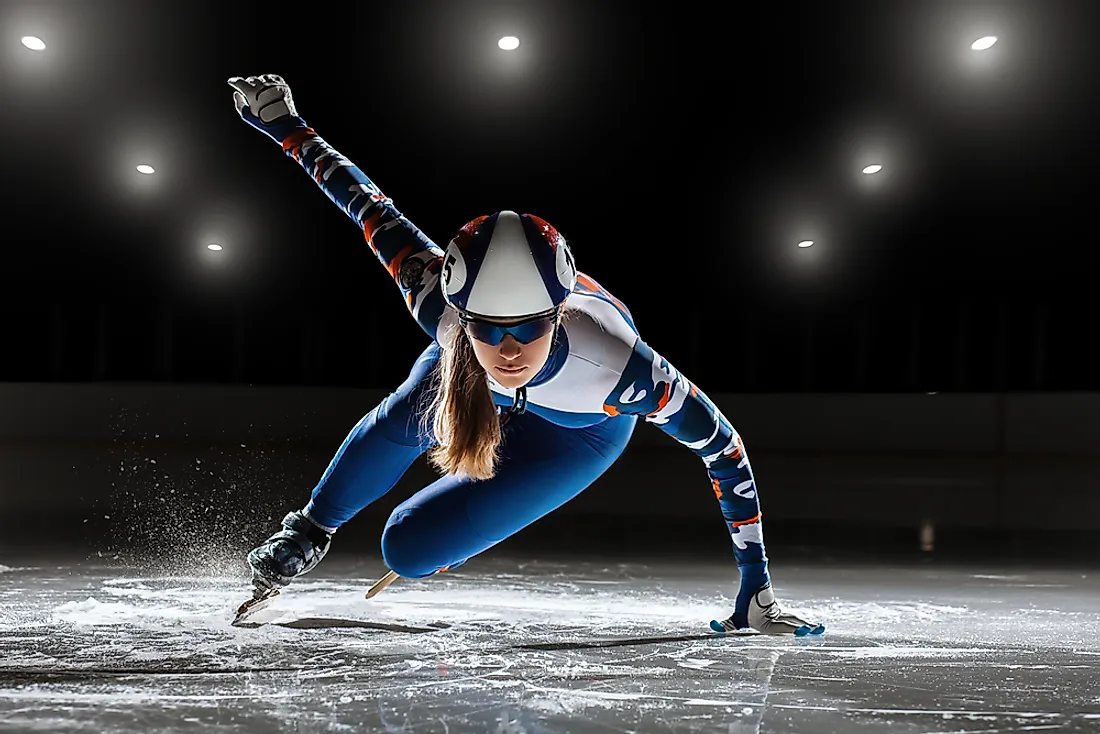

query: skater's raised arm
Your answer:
[227,74,448,339]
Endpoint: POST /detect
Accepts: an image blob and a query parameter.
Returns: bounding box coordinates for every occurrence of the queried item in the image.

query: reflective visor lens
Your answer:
[462,313,557,346]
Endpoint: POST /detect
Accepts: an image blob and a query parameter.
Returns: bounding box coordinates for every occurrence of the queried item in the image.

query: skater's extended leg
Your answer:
[247,343,440,591]
[304,342,441,530]
[380,412,637,578]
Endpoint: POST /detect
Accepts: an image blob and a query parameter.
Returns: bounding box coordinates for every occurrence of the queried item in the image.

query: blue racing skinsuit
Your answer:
[254,121,771,628]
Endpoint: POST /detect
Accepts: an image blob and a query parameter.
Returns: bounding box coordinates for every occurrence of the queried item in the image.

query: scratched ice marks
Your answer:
[1,558,1098,732]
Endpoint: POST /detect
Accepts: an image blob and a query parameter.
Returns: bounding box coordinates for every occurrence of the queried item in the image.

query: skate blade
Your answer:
[232,588,280,627]
[365,569,400,599]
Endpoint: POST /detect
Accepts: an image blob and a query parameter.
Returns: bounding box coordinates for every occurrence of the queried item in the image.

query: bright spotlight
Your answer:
[136,164,155,174]
[797,240,814,248]
[21,36,46,51]
[207,243,223,251]
[862,164,883,174]
[971,36,997,51]
[498,36,520,51]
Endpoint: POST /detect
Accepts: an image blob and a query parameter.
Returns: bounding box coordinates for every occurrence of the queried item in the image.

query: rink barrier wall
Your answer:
[0,384,1097,548]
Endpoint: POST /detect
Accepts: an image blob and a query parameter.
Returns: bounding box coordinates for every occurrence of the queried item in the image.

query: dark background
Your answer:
[1,0,1098,565]
[2,0,1097,392]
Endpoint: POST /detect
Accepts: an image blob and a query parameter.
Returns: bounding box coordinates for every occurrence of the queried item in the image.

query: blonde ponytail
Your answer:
[425,324,502,480]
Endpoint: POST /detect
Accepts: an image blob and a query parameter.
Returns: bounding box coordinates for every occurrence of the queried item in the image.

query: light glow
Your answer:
[498,36,520,51]
[136,165,155,174]
[862,164,883,174]
[21,36,46,51]
[971,36,997,51]
[207,244,223,251]
[797,240,814,248]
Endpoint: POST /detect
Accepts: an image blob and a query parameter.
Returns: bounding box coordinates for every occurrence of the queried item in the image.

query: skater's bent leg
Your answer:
[381,413,637,578]
[303,343,440,530]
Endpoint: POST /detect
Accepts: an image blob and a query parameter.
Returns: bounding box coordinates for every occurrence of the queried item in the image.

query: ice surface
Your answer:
[1,556,1099,732]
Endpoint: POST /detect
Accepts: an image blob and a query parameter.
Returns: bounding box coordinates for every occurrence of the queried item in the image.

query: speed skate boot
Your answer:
[247,510,333,594]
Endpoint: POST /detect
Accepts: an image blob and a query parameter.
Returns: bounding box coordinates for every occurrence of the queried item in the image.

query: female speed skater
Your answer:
[227,73,823,636]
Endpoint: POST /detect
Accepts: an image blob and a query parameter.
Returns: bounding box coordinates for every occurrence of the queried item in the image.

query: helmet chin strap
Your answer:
[511,385,528,415]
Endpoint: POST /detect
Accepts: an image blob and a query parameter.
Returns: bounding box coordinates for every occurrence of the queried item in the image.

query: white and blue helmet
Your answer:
[441,211,577,320]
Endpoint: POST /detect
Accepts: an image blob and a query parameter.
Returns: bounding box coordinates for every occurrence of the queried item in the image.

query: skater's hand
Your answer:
[745,584,824,635]
[712,583,825,636]
[227,74,305,143]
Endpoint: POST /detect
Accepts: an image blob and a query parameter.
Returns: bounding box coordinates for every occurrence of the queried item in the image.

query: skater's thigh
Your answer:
[305,342,442,528]
[381,413,636,576]
[373,341,440,447]
[463,413,637,541]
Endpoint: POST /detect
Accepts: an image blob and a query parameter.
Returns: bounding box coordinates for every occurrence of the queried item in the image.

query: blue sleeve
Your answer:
[603,339,768,577]
[278,125,448,339]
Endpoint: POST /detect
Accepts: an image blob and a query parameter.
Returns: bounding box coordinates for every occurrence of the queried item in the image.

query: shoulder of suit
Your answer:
[560,291,639,372]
